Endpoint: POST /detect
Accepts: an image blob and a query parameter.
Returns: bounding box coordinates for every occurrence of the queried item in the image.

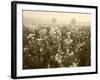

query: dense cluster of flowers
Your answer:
[23,24,91,69]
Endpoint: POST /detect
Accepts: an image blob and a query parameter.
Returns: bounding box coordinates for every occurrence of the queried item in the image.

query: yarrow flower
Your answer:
[55,53,63,64]
[39,29,47,36]
[27,33,35,39]
[64,38,73,45]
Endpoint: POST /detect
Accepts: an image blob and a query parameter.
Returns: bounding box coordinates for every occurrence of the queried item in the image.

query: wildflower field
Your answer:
[23,23,91,69]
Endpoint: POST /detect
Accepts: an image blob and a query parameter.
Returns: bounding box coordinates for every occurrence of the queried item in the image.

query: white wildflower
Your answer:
[55,53,62,64]
[40,47,43,52]
[68,51,74,56]
[24,47,29,52]
[28,54,31,57]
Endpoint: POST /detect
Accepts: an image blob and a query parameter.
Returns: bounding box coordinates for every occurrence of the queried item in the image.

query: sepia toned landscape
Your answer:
[22,11,91,69]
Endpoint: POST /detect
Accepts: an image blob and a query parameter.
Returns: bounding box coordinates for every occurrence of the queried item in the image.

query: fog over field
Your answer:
[23,11,90,26]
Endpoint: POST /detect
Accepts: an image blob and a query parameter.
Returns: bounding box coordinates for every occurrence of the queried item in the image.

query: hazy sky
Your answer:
[23,10,90,25]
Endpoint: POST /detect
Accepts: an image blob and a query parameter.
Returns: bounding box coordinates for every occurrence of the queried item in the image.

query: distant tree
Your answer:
[70,18,77,25]
[52,18,57,24]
